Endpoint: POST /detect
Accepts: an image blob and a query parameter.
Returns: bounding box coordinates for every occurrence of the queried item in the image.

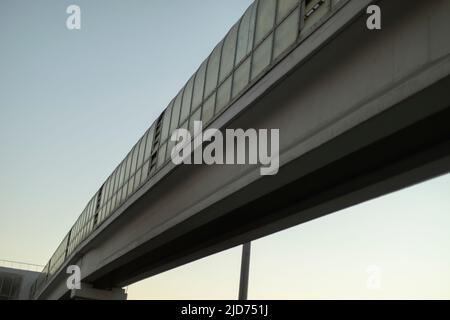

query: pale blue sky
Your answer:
[0,0,449,300]
[0,0,252,263]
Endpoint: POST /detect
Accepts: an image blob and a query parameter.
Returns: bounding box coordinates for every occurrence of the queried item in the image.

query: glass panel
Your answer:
[170,93,182,133]
[124,152,133,182]
[236,4,257,65]
[137,136,146,169]
[127,175,135,197]
[180,77,194,124]
[120,185,127,203]
[100,180,107,206]
[192,61,207,110]
[141,160,149,183]
[216,76,232,114]
[104,177,111,204]
[274,9,299,59]
[108,174,118,199]
[114,167,121,193]
[202,93,216,125]
[106,176,112,203]
[204,42,223,98]
[114,187,122,208]
[111,194,117,212]
[255,0,276,45]
[160,102,173,143]
[130,145,139,176]
[98,207,104,222]
[118,162,126,191]
[100,207,106,222]
[219,24,238,83]
[189,107,202,137]
[233,57,251,98]
[144,124,155,161]
[107,174,114,200]
[134,168,142,190]
[157,143,167,168]
[252,34,273,80]
[277,0,298,23]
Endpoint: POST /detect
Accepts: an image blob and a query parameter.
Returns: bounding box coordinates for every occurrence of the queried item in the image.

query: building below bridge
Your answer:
[0,260,41,300]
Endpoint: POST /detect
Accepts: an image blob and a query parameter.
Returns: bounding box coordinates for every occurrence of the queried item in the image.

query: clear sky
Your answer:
[0,0,449,300]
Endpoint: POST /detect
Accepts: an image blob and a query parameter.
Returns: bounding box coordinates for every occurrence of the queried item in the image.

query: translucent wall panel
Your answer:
[160,102,173,143]
[180,77,194,124]
[141,160,149,182]
[127,175,135,197]
[192,62,207,110]
[107,175,113,200]
[189,107,201,136]
[124,153,133,183]
[232,57,251,98]
[236,4,256,65]
[220,25,238,83]
[112,168,118,194]
[120,186,127,205]
[114,167,121,193]
[170,93,182,133]
[202,93,216,124]
[144,125,155,162]
[157,143,167,168]
[216,76,232,114]
[111,193,118,212]
[254,0,276,45]
[277,0,299,23]
[137,136,146,169]
[118,162,125,193]
[273,9,299,59]
[118,162,126,194]
[251,33,273,80]
[101,177,109,206]
[114,189,121,208]
[130,145,139,177]
[204,42,223,98]
[134,168,142,190]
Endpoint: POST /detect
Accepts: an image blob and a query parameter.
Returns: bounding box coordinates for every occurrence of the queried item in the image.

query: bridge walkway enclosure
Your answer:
[31,0,450,299]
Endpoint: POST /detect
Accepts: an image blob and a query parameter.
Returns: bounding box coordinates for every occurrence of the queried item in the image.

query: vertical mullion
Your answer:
[270,0,280,63]
[249,0,261,83]
[201,56,211,114]
[176,88,184,129]
[229,16,242,107]
[140,129,151,181]
[213,41,225,116]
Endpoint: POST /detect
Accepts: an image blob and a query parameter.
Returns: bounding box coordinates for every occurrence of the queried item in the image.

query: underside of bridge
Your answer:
[36,0,450,299]
[91,77,450,291]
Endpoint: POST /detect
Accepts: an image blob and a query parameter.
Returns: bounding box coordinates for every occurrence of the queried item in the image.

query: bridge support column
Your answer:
[238,242,251,300]
[70,283,127,300]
